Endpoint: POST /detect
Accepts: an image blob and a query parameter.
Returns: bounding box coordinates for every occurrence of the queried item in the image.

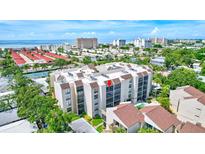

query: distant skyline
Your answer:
[0,20,205,43]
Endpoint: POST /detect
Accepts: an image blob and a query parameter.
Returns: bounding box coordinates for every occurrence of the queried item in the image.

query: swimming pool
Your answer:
[24,71,49,79]
[135,102,149,109]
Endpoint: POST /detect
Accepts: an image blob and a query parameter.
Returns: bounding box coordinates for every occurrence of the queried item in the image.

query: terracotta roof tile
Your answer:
[114,104,144,128]
[137,72,143,77]
[121,74,132,80]
[90,82,99,89]
[184,86,205,105]
[140,105,180,132]
[112,78,121,84]
[60,83,70,89]
[75,80,83,87]
[179,122,205,133]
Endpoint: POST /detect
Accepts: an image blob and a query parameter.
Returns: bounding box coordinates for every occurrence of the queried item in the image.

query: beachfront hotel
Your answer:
[50,62,153,118]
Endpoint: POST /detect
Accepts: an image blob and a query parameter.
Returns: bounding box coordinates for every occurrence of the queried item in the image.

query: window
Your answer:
[94,108,98,111]
[94,89,98,94]
[67,107,72,112]
[94,94,98,99]
[65,90,70,95]
[66,98,70,101]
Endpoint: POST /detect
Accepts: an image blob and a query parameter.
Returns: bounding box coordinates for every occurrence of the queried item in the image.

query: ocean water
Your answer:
[0,40,74,48]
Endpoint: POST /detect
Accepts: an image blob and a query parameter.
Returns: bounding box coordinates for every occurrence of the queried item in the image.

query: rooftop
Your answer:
[0,108,22,127]
[0,119,37,133]
[53,62,152,86]
[113,103,144,127]
[140,105,180,132]
[182,86,205,105]
[69,118,98,133]
[179,122,205,133]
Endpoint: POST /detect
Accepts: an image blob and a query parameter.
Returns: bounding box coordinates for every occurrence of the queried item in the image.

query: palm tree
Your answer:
[33,63,40,70]
[22,64,30,70]
[41,64,47,70]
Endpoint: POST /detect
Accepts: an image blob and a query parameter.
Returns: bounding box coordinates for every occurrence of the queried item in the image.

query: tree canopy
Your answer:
[167,68,197,89]
[162,48,195,68]
[82,56,92,64]
[138,128,159,133]
[0,52,73,132]
[53,58,70,68]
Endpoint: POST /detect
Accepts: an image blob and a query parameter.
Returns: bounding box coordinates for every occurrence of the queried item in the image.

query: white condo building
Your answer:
[134,38,152,48]
[113,40,126,47]
[50,62,153,118]
[170,86,205,127]
[150,56,165,66]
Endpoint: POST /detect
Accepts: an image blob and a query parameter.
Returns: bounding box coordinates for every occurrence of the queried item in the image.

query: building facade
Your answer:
[151,37,167,46]
[170,86,205,127]
[51,62,153,118]
[106,103,144,133]
[133,38,152,48]
[140,105,180,133]
[112,40,126,47]
[76,38,98,49]
[150,56,165,66]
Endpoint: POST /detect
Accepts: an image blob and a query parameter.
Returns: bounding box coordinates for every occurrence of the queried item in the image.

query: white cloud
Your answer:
[29,32,35,36]
[150,27,160,35]
[108,31,115,35]
[64,32,76,36]
[82,32,96,35]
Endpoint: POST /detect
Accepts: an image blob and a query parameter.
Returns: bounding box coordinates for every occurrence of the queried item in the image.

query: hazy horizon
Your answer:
[0,20,205,42]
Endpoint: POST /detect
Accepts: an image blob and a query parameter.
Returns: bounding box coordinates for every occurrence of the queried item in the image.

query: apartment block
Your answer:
[150,56,165,66]
[51,62,153,118]
[170,86,205,127]
[134,38,152,48]
[76,38,98,49]
[113,40,126,47]
[151,37,167,46]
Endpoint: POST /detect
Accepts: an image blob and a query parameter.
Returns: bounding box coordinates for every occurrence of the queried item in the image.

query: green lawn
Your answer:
[92,118,103,126]
[68,113,80,122]
[96,125,105,133]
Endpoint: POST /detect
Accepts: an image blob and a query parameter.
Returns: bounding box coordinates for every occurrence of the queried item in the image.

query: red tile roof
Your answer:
[112,78,121,84]
[11,51,26,65]
[31,52,53,62]
[184,86,205,105]
[114,103,144,128]
[90,82,99,89]
[75,80,83,87]
[20,50,41,61]
[140,105,180,132]
[137,72,143,77]
[60,83,70,89]
[121,74,132,80]
[179,122,205,133]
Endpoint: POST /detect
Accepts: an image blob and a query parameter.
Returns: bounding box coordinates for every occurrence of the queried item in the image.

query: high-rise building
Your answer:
[151,37,167,46]
[76,38,98,49]
[113,40,126,47]
[51,62,153,118]
[134,38,152,48]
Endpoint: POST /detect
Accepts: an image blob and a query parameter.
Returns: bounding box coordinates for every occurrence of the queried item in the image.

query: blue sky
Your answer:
[0,20,205,42]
